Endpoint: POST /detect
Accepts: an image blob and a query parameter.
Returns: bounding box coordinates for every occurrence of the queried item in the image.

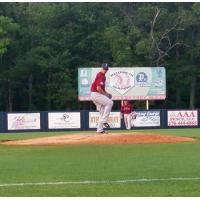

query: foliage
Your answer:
[0,15,19,55]
[0,2,200,111]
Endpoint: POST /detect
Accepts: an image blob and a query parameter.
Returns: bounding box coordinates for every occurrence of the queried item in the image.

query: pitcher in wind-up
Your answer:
[90,64,113,134]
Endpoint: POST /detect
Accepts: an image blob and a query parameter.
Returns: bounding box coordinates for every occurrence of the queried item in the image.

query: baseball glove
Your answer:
[107,93,112,99]
[131,111,137,119]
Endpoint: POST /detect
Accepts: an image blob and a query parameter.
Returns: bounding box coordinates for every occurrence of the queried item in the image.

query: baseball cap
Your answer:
[101,63,109,70]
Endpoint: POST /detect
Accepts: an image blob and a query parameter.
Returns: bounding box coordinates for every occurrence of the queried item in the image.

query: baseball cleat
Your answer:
[103,123,110,128]
[96,130,108,134]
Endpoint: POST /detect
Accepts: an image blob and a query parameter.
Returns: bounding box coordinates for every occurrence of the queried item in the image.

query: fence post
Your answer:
[160,109,167,129]
[81,110,85,131]
[84,110,89,131]
[41,111,48,132]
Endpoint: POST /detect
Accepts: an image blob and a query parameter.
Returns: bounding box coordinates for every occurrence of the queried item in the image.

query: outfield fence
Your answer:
[0,109,199,133]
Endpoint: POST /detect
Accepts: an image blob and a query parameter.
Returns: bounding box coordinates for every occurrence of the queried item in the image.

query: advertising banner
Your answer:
[48,112,81,129]
[7,113,40,130]
[89,112,121,128]
[167,110,198,127]
[78,67,166,100]
[131,111,161,127]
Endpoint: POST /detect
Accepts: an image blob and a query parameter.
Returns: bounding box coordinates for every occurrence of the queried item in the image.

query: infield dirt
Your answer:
[1,132,198,146]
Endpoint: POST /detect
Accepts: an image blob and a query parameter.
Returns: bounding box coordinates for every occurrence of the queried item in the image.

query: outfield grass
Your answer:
[0,128,200,196]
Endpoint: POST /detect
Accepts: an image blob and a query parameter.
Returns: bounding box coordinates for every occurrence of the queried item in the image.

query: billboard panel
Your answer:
[78,67,166,100]
[131,111,161,127]
[167,110,198,127]
[89,112,121,128]
[7,113,40,130]
[48,112,81,129]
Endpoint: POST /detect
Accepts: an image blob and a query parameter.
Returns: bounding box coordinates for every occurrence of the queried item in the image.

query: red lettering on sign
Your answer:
[177,111,196,118]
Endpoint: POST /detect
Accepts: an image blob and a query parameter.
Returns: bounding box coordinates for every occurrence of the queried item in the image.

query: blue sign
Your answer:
[136,72,148,83]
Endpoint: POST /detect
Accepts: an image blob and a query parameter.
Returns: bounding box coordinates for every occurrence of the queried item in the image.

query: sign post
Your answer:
[146,100,149,110]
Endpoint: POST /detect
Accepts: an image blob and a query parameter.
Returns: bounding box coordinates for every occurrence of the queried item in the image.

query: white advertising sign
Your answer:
[131,111,160,127]
[89,112,121,128]
[7,113,40,130]
[168,110,198,127]
[48,112,81,129]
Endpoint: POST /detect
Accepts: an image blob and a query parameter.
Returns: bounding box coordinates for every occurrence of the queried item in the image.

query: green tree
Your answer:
[0,15,19,55]
[0,2,200,111]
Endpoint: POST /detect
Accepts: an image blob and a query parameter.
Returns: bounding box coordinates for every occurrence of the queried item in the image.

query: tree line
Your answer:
[0,2,200,111]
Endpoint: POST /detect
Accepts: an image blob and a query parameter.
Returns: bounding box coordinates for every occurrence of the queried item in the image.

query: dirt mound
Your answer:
[1,132,198,146]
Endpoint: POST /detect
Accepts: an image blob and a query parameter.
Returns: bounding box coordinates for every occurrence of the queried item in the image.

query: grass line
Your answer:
[1,177,200,187]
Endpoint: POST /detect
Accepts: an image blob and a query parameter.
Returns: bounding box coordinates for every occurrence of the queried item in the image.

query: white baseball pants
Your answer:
[91,92,113,132]
[124,113,132,130]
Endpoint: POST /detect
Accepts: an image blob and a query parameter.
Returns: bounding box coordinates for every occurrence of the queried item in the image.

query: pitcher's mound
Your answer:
[1,132,198,146]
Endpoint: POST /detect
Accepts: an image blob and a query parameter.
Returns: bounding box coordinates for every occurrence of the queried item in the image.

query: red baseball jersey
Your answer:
[91,72,106,92]
[121,104,133,114]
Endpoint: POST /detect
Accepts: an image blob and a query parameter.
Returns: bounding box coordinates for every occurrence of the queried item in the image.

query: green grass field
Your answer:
[0,128,200,196]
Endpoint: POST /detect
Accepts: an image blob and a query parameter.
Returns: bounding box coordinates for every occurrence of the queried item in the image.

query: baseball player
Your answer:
[91,63,113,134]
[121,100,135,130]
